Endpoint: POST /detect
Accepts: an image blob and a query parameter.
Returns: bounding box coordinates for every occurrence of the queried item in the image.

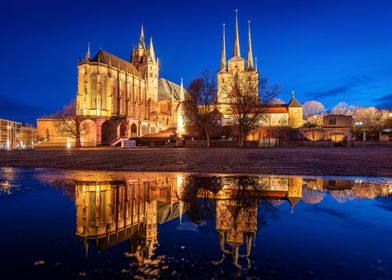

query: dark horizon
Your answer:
[1,0,391,124]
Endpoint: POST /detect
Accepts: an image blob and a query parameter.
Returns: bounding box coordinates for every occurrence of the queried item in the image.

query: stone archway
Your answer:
[80,119,97,147]
[130,123,138,138]
[101,120,117,146]
[117,123,127,138]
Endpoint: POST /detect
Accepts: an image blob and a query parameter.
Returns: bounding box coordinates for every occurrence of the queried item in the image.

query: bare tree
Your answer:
[223,73,279,147]
[302,100,327,118]
[259,77,280,105]
[331,102,358,115]
[184,71,218,147]
[354,106,382,137]
[52,99,88,147]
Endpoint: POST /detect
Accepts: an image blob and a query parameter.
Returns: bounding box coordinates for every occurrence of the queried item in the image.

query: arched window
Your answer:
[91,73,97,108]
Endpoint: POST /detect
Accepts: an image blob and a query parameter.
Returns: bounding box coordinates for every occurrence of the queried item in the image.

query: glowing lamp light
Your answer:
[177,113,184,136]
[66,142,72,149]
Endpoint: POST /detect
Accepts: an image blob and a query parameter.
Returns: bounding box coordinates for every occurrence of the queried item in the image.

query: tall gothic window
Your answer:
[101,75,106,110]
[91,73,97,108]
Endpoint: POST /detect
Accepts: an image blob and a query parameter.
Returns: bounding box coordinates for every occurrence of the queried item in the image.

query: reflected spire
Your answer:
[179,201,183,224]
[232,9,241,57]
[84,239,89,259]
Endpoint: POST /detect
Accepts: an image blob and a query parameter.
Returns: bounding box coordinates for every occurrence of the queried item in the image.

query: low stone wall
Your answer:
[351,141,392,147]
[184,139,239,148]
[280,140,334,147]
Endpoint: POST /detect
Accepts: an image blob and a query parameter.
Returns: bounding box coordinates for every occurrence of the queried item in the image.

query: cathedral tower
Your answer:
[131,25,159,102]
[227,10,245,73]
[217,11,259,108]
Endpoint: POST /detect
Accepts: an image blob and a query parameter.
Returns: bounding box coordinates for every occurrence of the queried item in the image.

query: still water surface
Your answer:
[0,168,391,280]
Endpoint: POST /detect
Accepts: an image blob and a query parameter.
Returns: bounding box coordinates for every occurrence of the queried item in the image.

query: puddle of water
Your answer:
[0,167,391,279]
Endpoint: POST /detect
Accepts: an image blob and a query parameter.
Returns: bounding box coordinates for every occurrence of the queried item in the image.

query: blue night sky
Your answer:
[1,0,391,123]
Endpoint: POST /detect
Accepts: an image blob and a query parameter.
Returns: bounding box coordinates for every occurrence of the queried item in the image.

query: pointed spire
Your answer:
[180,77,185,102]
[139,25,145,49]
[85,42,90,61]
[246,20,254,70]
[219,24,227,71]
[232,9,241,57]
[149,36,156,63]
[292,90,295,98]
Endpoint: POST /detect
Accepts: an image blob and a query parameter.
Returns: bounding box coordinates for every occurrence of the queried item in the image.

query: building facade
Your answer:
[302,114,353,142]
[1,118,36,149]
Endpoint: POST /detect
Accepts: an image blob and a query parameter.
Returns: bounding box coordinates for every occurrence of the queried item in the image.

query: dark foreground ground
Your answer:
[0,147,391,176]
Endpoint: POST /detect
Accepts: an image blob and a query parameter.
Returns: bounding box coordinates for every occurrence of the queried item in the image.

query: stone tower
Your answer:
[131,25,159,102]
[288,91,303,128]
[217,11,259,112]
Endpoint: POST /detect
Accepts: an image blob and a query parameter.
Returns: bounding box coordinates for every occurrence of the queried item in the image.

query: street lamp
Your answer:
[6,126,11,149]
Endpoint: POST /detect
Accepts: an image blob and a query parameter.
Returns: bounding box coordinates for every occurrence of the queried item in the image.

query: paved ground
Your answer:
[0,147,391,176]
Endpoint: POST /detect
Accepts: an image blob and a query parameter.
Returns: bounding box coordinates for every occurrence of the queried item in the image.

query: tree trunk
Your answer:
[75,136,81,148]
[239,126,245,147]
[205,129,210,148]
[75,121,81,148]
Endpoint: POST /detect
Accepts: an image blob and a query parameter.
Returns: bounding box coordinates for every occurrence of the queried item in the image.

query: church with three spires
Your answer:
[215,11,303,141]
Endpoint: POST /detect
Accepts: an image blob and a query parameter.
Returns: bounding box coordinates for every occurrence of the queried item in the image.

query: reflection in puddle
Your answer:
[1,168,392,279]
[44,171,392,273]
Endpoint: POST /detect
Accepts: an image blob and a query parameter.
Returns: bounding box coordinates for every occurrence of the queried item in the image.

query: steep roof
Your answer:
[250,104,289,114]
[288,96,302,108]
[158,78,185,101]
[90,50,140,77]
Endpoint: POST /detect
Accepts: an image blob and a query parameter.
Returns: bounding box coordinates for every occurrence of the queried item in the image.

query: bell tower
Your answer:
[131,26,159,102]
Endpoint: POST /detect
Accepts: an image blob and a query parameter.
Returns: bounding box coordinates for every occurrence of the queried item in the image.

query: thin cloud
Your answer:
[306,75,373,99]
[375,93,392,109]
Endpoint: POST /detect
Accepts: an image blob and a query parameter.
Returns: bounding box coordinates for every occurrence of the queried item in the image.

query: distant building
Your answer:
[0,118,21,149]
[301,114,353,142]
[20,124,37,148]
[0,118,36,149]
[307,114,324,127]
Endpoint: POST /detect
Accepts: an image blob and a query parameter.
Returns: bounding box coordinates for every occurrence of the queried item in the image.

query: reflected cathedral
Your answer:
[50,171,391,270]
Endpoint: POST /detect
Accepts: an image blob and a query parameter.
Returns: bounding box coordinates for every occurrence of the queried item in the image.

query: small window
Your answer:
[329,118,336,125]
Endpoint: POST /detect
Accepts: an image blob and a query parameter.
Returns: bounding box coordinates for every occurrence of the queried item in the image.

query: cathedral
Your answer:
[37,26,183,147]
[74,25,184,146]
